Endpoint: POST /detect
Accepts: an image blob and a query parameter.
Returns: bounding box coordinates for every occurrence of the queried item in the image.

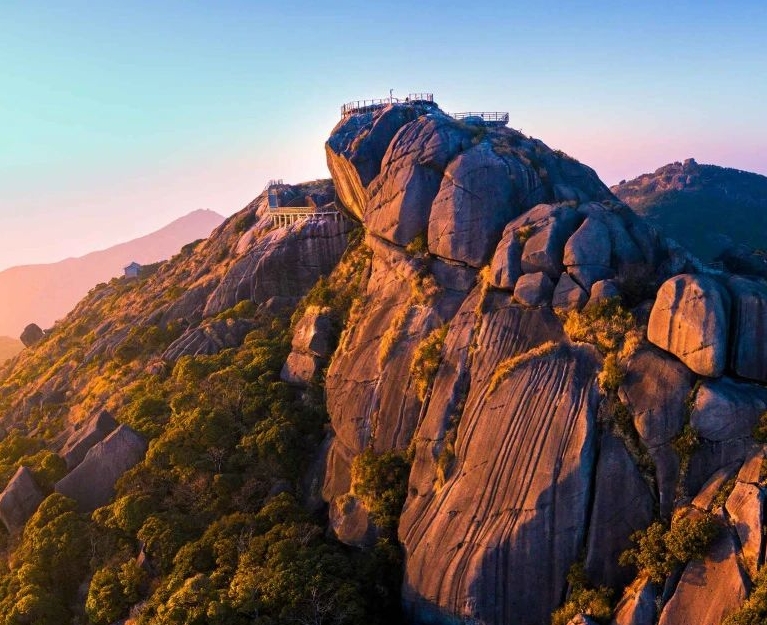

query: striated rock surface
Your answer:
[55,425,148,512]
[0,466,44,534]
[59,409,118,470]
[203,218,355,317]
[162,317,256,361]
[647,274,730,376]
[399,288,598,625]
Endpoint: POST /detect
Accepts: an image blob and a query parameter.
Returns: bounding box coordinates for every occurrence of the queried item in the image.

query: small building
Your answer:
[124,262,142,279]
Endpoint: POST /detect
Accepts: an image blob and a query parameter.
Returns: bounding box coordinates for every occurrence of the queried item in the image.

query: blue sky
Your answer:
[1,0,765,269]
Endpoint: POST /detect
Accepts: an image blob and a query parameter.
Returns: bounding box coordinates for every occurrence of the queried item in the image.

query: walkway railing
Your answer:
[268,206,350,229]
[452,111,510,125]
[341,93,434,116]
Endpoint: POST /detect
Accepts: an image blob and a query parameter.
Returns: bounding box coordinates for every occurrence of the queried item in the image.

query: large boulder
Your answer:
[520,205,581,278]
[55,425,147,512]
[281,309,336,386]
[0,466,43,534]
[488,223,524,290]
[647,274,731,377]
[20,323,44,347]
[162,317,256,361]
[428,143,522,267]
[59,409,118,470]
[690,377,767,442]
[365,115,473,246]
[658,521,748,625]
[563,216,613,290]
[727,275,767,383]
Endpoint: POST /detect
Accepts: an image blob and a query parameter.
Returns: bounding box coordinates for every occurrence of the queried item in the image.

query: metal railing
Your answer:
[451,111,510,125]
[341,93,434,116]
[265,178,284,189]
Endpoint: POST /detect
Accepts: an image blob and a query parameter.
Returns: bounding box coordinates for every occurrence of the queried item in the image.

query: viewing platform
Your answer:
[341,92,434,117]
[450,111,509,127]
[266,180,349,228]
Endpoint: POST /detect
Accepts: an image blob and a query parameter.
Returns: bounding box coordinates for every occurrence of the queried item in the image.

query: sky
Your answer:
[1,0,765,270]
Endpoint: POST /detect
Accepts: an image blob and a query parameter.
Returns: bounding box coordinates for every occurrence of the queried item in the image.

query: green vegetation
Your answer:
[551,562,613,625]
[752,410,767,443]
[350,449,410,532]
[619,510,719,584]
[560,297,637,355]
[723,568,767,625]
[410,325,448,401]
[405,232,428,256]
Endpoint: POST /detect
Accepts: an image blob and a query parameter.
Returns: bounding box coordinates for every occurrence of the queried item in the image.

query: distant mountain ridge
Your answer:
[611,158,767,261]
[0,209,224,336]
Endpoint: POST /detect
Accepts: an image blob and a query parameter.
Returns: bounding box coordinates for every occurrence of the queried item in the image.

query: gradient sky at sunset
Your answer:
[1,0,765,270]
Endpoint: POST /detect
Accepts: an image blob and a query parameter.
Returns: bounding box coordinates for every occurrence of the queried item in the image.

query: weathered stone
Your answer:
[567,616,599,625]
[401,332,599,625]
[0,466,43,534]
[20,323,44,347]
[430,258,478,293]
[585,431,654,589]
[658,522,748,625]
[162,317,255,361]
[691,462,740,510]
[55,425,147,512]
[727,275,767,383]
[651,445,682,520]
[428,143,520,267]
[280,352,322,386]
[647,274,730,377]
[610,576,656,625]
[513,272,554,307]
[203,218,354,317]
[329,495,376,549]
[292,310,335,357]
[690,377,767,442]
[520,206,581,278]
[569,264,616,291]
[726,480,764,577]
[59,409,118,470]
[488,223,523,290]
[564,216,612,268]
[366,116,473,245]
[326,104,424,219]
[619,347,696,448]
[552,272,588,311]
[688,438,754,499]
[588,279,621,306]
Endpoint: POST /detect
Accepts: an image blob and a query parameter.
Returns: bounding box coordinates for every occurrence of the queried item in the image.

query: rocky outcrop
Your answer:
[399,288,597,625]
[610,576,656,625]
[513,271,554,306]
[727,275,767,382]
[55,425,147,512]
[162,317,256,361]
[59,409,118,470]
[281,308,336,386]
[725,446,766,577]
[203,218,355,317]
[585,431,654,589]
[0,466,44,534]
[20,323,44,347]
[658,521,748,625]
[648,274,730,376]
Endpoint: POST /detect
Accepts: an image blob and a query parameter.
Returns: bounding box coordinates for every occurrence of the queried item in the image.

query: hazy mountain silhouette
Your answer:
[0,209,224,336]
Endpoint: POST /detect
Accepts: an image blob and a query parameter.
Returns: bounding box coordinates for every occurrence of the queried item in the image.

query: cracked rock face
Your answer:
[648,274,730,376]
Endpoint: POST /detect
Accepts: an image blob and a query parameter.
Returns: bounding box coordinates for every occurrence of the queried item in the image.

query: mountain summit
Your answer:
[612,158,767,261]
[0,100,766,625]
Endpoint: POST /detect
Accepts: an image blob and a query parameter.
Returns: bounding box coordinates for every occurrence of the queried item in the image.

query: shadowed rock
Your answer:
[514,271,554,306]
[59,409,118,470]
[648,274,730,377]
[0,466,44,534]
[610,576,656,625]
[726,275,767,383]
[55,425,147,512]
[281,309,335,386]
[20,323,44,347]
[489,223,523,290]
[552,272,588,311]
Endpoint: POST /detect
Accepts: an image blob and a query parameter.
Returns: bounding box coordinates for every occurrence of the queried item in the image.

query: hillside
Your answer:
[0,102,766,625]
[0,209,224,337]
[612,158,767,261]
[0,337,22,363]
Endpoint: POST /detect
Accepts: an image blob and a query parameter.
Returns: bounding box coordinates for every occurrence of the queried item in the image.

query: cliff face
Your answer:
[1,102,767,625]
[322,103,767,624]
